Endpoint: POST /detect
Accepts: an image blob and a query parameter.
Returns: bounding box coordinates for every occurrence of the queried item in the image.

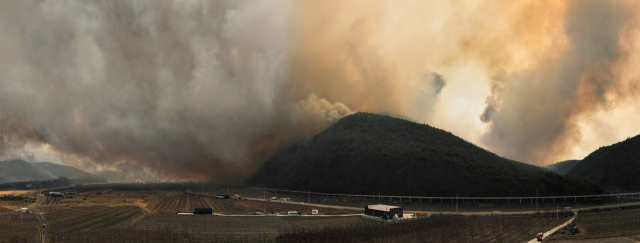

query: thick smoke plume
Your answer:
[1,0,640,179]
[480,0,640,165]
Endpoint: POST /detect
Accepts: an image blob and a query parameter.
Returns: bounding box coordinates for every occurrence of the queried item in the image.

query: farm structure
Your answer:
[48,192,63,198]
[364,204,403,219]
[193,208,212,215]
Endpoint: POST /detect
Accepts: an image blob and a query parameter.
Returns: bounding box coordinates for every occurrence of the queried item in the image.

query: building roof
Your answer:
[367,205,401,211]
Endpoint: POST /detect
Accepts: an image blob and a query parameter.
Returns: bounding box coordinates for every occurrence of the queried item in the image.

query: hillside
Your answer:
[0,160,93,182]
[545,160,581,175]
[251,113,604,197]
[566,135,640,191]
[32,162,94,179]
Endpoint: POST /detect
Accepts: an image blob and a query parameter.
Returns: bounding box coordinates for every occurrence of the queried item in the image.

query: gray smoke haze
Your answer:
[0,0,334,179]
[480,0,640,165]
[2,0,639,179]
[0,0,446,179]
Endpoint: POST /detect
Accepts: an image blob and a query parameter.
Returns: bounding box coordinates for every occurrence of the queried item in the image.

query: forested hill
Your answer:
[251,112,604,197]
[545,160,581,175]
[566,135,640,191]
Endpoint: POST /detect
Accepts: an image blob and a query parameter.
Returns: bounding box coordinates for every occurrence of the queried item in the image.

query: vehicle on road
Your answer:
[298,202,304,205]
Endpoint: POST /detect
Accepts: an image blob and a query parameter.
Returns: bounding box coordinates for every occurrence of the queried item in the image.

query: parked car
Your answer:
[298,202,304,205]
[254,212,264,215]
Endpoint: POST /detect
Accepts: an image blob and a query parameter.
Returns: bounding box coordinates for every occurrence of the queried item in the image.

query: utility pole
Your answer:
[379,192,381,205]
[536,188,538,212]
[556,204,558,221]
[201,184,203,196]
[308,189,310,204]
[456,193,458,213]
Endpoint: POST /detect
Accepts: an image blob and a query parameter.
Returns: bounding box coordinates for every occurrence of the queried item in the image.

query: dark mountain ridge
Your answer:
[251,112,603,197]
[566,135,640,190]
[545,160,581,175]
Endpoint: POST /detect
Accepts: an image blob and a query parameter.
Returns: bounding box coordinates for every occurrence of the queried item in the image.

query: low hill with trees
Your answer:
[545,160,581,175]
[566,135,640,191]
[251,113,604,197]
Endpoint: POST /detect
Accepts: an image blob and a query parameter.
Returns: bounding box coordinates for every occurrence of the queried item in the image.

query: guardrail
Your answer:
[258,188,640,203]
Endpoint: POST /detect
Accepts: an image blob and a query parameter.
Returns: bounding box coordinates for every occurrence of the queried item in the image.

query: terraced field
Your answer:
[145,195,252,214]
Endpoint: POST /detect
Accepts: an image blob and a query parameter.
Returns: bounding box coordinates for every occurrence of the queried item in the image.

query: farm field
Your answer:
[234,199,359,215]
[42,197,64,206]
[0,190,34,196]
[554,209,640,240]
[145,195,253,214]
[0,212,42,243]
[0,195,37,211]
[5,184,637,242]
[46,206,145,242]
[137,214,368,241]
[278,213,572,243]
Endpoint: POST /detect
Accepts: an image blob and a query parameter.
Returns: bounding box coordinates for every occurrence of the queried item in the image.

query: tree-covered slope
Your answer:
[566,135,640,190]
[545,160,581,175]
[251,113,603,197]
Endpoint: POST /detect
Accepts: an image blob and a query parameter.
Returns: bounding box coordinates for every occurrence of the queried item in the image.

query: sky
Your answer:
[1,0,639,180]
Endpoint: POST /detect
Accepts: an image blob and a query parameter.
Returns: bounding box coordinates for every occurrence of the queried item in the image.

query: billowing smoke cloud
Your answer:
[1,0,639,179]
[0,0,443,179]
[480,0,640,165]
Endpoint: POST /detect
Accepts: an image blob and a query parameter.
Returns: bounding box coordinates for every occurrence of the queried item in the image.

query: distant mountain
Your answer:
[545,160,581,175]
[251,112,604,197]
[0,160,93,182]
[32,162,94,179]
[566,135,640,191]
[98,163,159,182]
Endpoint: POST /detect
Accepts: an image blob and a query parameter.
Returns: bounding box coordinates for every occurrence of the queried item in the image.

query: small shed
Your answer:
[364,205,403,220]
[48,192,63,198]
[193,208,213,215]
